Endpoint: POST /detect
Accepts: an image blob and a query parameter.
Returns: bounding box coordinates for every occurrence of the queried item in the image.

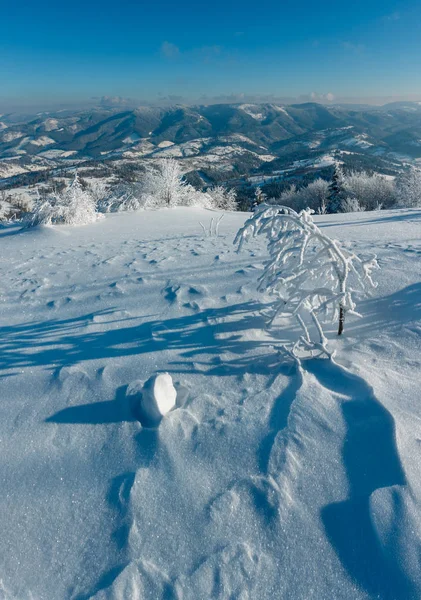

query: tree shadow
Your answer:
[0,301,282,376]
[303,359,413,599]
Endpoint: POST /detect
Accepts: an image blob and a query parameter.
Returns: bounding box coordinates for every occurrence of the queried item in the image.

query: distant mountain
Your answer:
[1,101,421,190]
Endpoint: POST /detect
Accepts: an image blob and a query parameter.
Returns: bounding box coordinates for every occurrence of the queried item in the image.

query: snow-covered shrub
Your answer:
[0,199,10,222]
[141,159,188,207]
[235,204,378,356]
[88,180,109,206]
[344,171,396,211]
[300,178,329,213]
[0,190,33,222]
[97,183,143,213]
[396,167,421,208]
[182,184,214,209]
[26,174,101,227]
[340,197,365,213]
[138,159,232,210]
[206,186,238,211]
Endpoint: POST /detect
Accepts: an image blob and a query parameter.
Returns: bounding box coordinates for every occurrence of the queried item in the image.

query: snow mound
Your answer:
[136,373,177,426]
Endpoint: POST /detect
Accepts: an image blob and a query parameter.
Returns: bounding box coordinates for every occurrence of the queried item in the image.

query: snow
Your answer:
[0,207,420,598]
[133,373,177,426]
[239,104,265,120]
[123,133,141,144]
[28,136,55,147]
[1,131,25,142]
[41,118,60,131]
[342,134,374,149]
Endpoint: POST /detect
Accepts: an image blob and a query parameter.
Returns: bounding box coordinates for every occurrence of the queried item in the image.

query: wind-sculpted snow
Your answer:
[0,207,420,599]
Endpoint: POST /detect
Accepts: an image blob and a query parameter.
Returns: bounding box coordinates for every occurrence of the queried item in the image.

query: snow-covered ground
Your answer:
[0,207,420,599]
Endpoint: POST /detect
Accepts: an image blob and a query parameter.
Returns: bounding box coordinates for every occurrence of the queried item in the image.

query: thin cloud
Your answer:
[343,41,365,54]
[161,41,180,60]
[383,11,400,22]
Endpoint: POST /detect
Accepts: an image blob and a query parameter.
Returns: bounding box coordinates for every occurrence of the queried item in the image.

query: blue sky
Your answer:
[1,0,421,109]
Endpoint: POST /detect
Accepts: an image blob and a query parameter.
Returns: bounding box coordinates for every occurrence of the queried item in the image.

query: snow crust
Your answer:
[0,207,420,599]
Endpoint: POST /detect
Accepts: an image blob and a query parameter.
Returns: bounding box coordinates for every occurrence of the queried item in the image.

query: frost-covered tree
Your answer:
[97,183,143,213]
[141,159,187,207]
[252,187,266,211]
[235,204,378,356]
[326,164,347,213]
[26,173,101,227]
[344,171,396,211]
[206,186,238,211]
[396,167,421,208]
[88,180,109,207]
[340,197,364,213]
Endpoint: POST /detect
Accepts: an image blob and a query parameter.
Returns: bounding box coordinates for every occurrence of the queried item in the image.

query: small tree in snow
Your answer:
[327,164,347,213]
[26,173,101,227]
[235,204,378,356]
[396,167,421,208]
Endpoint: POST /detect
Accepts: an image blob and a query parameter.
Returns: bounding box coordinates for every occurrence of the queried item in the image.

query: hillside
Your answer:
[0,207,421,599]
[2,102,421,193]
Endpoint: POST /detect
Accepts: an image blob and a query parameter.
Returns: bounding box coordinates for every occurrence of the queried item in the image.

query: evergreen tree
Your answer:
[326,164,347,213]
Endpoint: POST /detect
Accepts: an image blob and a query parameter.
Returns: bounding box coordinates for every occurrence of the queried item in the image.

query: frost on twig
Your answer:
[234,204,379,357]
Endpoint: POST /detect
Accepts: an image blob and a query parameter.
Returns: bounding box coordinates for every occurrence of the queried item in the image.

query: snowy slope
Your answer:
[0,208,420,599]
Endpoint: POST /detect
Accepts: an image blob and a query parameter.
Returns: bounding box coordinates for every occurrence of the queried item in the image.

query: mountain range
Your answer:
[1,101,421,190]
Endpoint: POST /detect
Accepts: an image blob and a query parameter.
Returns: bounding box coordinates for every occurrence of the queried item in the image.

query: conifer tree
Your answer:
[326,164,347,213]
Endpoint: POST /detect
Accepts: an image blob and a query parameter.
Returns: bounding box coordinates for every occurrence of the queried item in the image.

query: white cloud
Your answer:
[308,92,335,103]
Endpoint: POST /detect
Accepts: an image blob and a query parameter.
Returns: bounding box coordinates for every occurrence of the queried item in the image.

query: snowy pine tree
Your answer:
[326,164,347,213]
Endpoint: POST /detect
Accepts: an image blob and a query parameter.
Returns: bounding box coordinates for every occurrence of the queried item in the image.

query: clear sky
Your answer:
[1,0,421,110]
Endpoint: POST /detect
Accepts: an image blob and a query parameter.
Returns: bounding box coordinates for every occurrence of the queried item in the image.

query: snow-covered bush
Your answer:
[396,167,421,208]
[267,180,329,214]
[0,190,33,222]
[138,159,236,210]
[97,183,143,213]
[141,159,188,208]
[344,171,396,211]
[88,180,109,206]
[340,197,365,213]
[206,186,238,211]
[267,169,396,214]
[235,204,378,356]
[26,174,102,227]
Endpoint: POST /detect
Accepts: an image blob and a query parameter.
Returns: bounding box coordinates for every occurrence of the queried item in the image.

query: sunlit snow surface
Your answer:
[0,208,420,599]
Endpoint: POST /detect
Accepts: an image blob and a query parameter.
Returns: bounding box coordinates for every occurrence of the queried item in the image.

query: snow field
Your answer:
[0,207,420,599]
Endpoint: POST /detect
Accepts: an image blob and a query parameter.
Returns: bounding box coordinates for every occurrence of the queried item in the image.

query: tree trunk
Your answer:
[338,306,345,336]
